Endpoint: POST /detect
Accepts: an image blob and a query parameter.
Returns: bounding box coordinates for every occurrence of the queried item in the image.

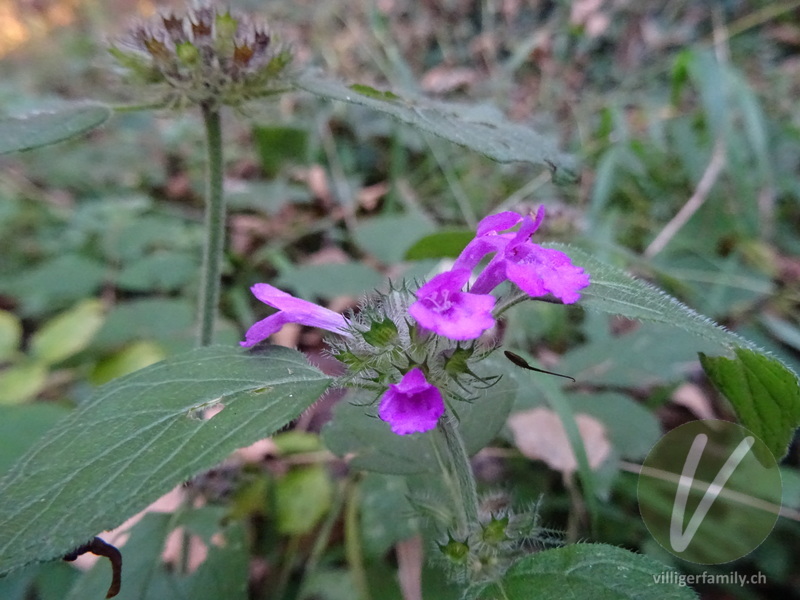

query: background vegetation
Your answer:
[0,0,798,598]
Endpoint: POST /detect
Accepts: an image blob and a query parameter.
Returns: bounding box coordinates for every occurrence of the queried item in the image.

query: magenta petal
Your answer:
[468,256,509,295]
[409,270,496,340]
[378,368,445,435]
[515,208,545,240]
[240,283,350,347]
[476,211,523,236]
[505,244,590,303]
[415,269,471,298]
[452,235,510,271]
[241,313,297,347]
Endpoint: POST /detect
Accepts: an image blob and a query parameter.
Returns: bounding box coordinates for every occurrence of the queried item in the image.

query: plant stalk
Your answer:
[438,417,480,535]
[197,103,225,346]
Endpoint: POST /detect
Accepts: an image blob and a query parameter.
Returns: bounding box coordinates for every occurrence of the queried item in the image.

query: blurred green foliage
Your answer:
[0,0,798,598]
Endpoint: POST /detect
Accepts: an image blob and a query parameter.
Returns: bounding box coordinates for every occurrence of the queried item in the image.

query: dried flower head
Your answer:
[108,1,292,109]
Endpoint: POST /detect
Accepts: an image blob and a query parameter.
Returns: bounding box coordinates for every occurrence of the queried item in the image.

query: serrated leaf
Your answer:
[550,243,800,459]
[553,244,756,350]
[700,348,800,460]
[0,345,331,575]
[322,358,517,474]
[295,72,578,178]
[474,544,696,599]
[0,104,111,155]
[29,300,105,365]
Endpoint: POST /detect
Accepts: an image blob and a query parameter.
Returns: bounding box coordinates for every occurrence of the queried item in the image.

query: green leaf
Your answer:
[348,84,402,101]
[4,254,107,317]
[553,243,800,459]
[252,125,308,176]
[404,229,474,260]
[29,300,105,365]
[0,404,71,477]
[700,348,800,460]
[276,465,333,535]
[272,431,323,454]
[276,262,385,299]
[567,392,661,461]
[0,362,48,405]
[561,322,720,388]
[89,341,166,385]
[92,299,194,350]
[184,520,248,600]
[64,513,174,600]
[0,104,111,155]
[474,544,697,599]
[322,358,517,474]
[0,310,22,361]
[295,72,578,178]
[516,359,600,525]
[0,345,331,575]
[556,244,756,349]
[116,252,198,292]
[354,213,437,264]
[359,474,419,558]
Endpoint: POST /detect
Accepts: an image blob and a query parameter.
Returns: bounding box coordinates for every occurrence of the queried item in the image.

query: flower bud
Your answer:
[108,2,293,109]
[481,516,509,545]
[438,535,470,564]
[362,316,399,348]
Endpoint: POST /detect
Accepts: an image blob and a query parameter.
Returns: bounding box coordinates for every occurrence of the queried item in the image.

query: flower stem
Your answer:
[438,417,480,535]
[197,103,225,346]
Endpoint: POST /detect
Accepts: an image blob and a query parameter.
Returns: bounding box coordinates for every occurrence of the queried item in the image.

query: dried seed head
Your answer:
[108,1,293,109]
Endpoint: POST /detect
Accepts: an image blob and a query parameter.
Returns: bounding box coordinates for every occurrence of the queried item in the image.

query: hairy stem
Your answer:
[438,417,480,535]
[197,103,225,346]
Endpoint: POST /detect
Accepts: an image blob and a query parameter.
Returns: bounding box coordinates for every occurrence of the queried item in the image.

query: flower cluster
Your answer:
[241,207,589,435]
[108,2,292,109]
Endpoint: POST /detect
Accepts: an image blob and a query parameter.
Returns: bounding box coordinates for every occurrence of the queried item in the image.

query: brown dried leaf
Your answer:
[507,407,610,475]
[671,382,716,420]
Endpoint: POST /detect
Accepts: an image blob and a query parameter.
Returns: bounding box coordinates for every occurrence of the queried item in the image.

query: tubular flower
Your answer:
[378,368,445,435]
[109,2,292,109]
[240,283,351,347]
[456,207,590,303]
[409,270,496,340]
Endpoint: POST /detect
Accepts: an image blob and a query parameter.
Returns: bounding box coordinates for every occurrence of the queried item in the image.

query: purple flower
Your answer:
[241,283,351,347]
[378,368,445,435]
[452,211,527,273]
[408,269,496,340]
[455,207,590,304]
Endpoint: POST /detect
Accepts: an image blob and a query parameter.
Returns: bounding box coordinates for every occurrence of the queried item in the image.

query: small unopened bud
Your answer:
[481,516,509,545]
[215,11,239,42]
[362,317,399,348]
[176,41,200,65]
[438,535,470,564]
